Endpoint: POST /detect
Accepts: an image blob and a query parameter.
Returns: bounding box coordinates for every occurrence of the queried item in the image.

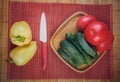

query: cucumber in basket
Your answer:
[66,32,92,65]
[58,48,81,69]
[60,40,86,66]
[74,32,97,59]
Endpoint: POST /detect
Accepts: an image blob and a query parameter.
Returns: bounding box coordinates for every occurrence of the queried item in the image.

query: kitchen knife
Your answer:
[40,12,47,71]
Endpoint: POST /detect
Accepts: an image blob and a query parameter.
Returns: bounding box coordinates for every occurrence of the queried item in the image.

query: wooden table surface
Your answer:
[0,0,120,82]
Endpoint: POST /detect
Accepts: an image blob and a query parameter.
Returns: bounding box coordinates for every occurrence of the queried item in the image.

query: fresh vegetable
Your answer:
[83,54,93,65]
[10,21,32,46]
[84,21,108,46]
[10,41,37,66]
[77,15,96,32]
[66,32,92,65]
[56,14,114,71]
[60,40,85,65]
[95,31,114,52]
[74,32,97,59]
[58,48,81,69]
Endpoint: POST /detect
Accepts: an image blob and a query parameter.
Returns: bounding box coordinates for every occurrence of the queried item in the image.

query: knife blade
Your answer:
[40,12,47,71]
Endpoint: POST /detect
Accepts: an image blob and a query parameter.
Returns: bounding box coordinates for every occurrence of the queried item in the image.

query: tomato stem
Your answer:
[91,31,95,35]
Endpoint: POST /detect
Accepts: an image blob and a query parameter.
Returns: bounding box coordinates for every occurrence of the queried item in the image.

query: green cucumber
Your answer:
[60,40,85,65]
[58,48,80,69]
[66,32,92,65]
[74,32,97,59]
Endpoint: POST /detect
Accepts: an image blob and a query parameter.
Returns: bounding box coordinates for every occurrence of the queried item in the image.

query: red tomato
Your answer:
[77,15,96,32]
[84,21,108,46]
[96,31,114,52]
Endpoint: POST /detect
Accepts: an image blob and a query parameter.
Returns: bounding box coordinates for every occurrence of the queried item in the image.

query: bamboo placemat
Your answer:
[8,1,113,79]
